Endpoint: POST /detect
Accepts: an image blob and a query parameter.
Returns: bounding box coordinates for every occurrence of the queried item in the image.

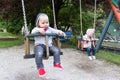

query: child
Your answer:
[31,13,66,77]
[83,28,96,60]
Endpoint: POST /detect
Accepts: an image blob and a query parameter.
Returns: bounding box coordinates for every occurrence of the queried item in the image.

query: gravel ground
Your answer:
[0,44,120,80]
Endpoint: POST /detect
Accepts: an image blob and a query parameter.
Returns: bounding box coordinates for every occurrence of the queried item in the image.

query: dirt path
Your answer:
[0,45,120,80]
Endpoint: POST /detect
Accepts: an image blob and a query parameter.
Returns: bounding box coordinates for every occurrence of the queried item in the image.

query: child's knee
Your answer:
[36,51,43,58]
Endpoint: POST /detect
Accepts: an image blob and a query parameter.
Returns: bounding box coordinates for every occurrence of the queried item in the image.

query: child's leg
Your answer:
[91,46,96,56]
[87,47,91,56]
[49,45,60,64]
[49,45,63,70]
[34,44,45,69]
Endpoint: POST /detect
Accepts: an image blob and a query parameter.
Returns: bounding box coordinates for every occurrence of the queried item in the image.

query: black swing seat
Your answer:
[24,32,63,59]
[77,36,98,51]
[24,51,63,59]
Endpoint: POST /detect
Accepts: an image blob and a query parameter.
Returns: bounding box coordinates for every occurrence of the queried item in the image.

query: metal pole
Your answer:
[96,10,114,52]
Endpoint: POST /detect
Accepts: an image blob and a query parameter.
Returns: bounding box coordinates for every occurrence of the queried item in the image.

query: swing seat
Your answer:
[77,38,98,51]
[77,39,84,50]
[24,33,63,59]
[24,51,63,59]
[77,37,83,50]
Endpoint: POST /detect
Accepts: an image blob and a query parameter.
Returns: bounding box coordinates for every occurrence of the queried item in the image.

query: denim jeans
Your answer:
[34,44,61,69]
[83,45,96,56]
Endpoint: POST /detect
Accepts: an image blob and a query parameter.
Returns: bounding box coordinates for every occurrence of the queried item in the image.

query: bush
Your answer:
[6,18,23,34]
[69,36,78,48]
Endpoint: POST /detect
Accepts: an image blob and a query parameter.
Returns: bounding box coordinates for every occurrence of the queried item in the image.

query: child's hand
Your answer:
[39,28,45,34]
[58,31,66,36]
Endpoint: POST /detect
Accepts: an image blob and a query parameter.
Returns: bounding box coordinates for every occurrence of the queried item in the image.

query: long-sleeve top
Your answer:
[83,34,95,48]
[31,26,61,46]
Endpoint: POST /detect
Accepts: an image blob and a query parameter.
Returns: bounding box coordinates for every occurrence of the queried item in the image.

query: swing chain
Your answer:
[52,0,57,29]
[21,0,29,36]
[93,0,97,29]
[79,0,83,37]
[93,0,97,38]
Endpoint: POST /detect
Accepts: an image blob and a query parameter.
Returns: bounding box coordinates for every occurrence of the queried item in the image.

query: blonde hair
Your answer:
[86,28,95,35]
[35,13,48,27]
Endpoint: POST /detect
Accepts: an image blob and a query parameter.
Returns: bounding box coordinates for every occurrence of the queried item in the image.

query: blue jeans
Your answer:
[34,44,61,69]
[84,45,96,56]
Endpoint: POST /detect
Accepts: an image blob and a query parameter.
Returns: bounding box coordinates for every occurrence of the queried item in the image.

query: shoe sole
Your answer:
[54,67,63,70]
[39,73,46,77]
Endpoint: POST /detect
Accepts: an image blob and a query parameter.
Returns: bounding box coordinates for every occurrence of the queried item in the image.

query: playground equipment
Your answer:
[21,0,63,59]
[21,0,29,36]
[24,33,62,59]
[96,0,120,52]
[77,0,98,50]
[109,0,120,24]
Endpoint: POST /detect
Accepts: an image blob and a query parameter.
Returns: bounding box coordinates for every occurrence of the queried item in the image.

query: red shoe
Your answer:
[54,63,63,70]
[38,68,46,77]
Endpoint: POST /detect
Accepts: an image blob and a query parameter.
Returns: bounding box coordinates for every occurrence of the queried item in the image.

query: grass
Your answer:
[0,40,23,48]
[97,50,120,65]
[61,41,120,65]
[0,32,24,48]
[0,32,15,37]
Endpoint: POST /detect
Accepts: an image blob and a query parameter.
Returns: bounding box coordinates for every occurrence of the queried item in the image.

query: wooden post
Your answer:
[78,40,80,49]
[45,35,49,59]
[81,41,84,50]
[52,38,61,50]
[24,37,30,55]
[56,39,61,50]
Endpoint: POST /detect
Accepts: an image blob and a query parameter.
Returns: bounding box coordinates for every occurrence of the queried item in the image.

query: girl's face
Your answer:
[38,15,49,28]
[88,34,93,37]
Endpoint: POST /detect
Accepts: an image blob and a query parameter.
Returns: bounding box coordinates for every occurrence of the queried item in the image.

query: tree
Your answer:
[0,0,111,34]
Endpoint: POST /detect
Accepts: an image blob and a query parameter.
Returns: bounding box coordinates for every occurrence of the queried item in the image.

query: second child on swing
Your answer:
[83,28,96,60]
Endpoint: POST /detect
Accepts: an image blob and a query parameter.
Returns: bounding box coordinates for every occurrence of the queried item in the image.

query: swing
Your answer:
[21,0,63,59]
[77,0,98,50]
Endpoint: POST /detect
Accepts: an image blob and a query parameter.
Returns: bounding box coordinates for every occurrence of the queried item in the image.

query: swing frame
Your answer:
[78,39,98,50]
[21,0,63,59]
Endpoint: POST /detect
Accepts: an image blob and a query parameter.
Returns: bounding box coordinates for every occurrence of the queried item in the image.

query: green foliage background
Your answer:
[0,0,108,35]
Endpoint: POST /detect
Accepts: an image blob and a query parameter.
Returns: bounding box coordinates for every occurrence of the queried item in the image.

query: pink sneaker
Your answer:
[38,68,46,77]
[54,63,63,70]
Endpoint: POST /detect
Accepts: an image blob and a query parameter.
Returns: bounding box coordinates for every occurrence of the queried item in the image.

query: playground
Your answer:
[0,0,120,80]
[0,44,120,80]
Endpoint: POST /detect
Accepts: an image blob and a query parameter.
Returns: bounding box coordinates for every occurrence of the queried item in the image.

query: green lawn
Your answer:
[0,32,24,48]
[97,50,120,65]
[0,32,15,37]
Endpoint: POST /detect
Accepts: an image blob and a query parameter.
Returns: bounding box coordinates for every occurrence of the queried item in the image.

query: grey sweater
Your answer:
[31,27,61,46]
